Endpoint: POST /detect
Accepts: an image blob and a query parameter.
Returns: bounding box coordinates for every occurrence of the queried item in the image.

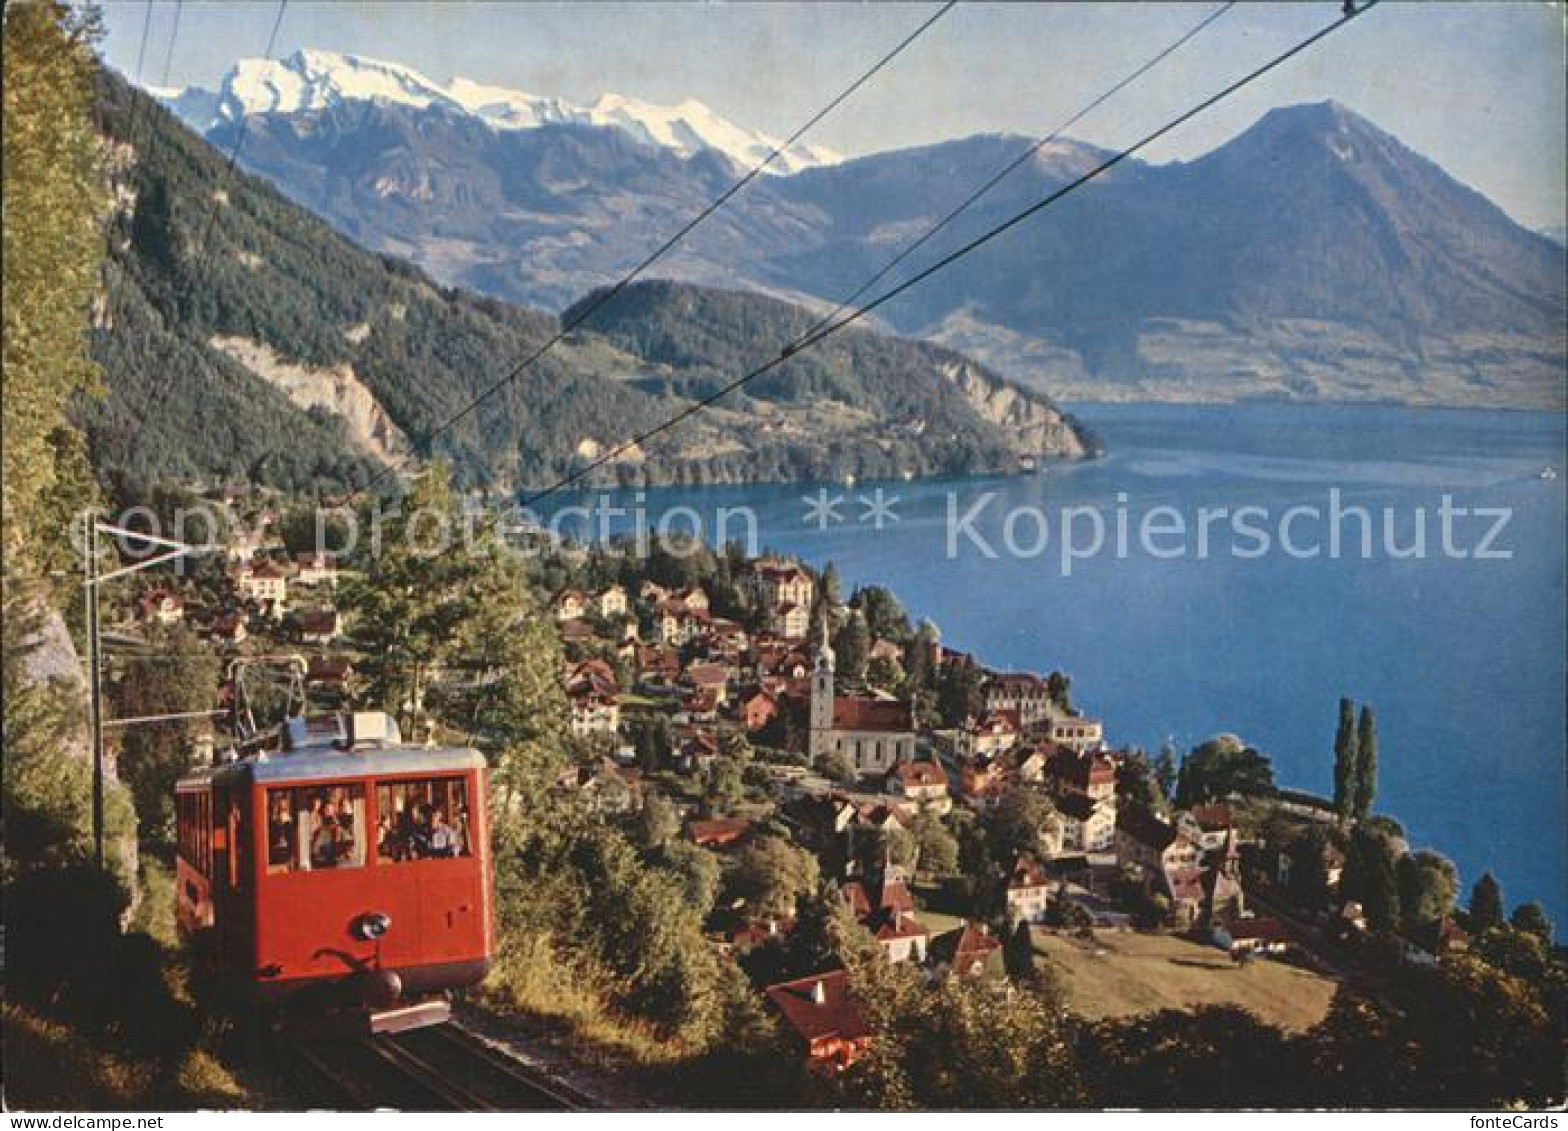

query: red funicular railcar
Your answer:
[175,711,494,1033]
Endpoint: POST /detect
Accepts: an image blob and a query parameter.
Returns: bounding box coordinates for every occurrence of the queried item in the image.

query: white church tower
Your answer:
[809,610,835,762]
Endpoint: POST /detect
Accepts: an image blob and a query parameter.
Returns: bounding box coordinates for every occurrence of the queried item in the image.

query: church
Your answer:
[809,615,917,777]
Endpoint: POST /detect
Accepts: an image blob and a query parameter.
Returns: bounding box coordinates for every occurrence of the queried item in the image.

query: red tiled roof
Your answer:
[765,970,868,1045]
[686,817,751,848]
[1190,803,1234,830]
[890,760,948,790]
[1008,855,1047,890]
[832,696,913,732]
[930,923,1003,972]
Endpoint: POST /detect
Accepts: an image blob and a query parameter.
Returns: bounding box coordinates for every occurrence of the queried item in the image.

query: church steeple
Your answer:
[809,608,835,762]
[815,608,836,673]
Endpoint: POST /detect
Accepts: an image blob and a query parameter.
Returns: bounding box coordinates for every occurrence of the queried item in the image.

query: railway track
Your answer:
[279,1021,590,1111]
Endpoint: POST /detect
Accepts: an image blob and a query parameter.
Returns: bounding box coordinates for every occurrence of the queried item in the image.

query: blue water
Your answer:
[538,403,1567,924]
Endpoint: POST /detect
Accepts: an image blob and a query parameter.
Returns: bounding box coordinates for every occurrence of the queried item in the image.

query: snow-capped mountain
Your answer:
[153,48,839,174]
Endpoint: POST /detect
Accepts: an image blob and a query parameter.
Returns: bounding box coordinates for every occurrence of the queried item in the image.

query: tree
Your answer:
[1509,902,1553,945]
[1469,872,1506,934]
[1332,697,1360,819]
[902,620,940,694]
[1343,826,1401,932]
[114,626,219,840]
[632,792,681,852]
[703,756,744,816]
[832,611,870,685]
[1396,850,1457,934]
[1116,748,1164,812]
[3,0,106,576]
[818,561,843,609]
[987,789,1060,864]
[936,658,984,727]
[836,961,1086,1109]
[866,653,904,690]
[729,836,820,921]
[908,812,960,877]
[851,585,910,643]
[1153,743,1179,806]
[658,841,721,920]
[1174,734,1275,807]
[1045,671,1073,713]
[1354,705,1378,820]
[341,465,476,737]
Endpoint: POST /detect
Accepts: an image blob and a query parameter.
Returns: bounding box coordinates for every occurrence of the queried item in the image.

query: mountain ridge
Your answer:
[160,56,1565,410]
[154,47,839,175]
[86,72,1091,497]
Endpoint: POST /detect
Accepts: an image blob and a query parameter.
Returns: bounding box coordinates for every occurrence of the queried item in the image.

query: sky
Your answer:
[95,1,1567,231]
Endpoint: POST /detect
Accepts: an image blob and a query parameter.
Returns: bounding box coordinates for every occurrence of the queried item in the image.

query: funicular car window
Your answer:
[266,784,367,872]
[375,777,471,862]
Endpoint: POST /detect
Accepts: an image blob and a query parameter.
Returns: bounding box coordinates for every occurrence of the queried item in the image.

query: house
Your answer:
[294,553,339,587]
[871,909,931,964]
[1183,804,1236,852]
[1220,917,1292,956]
[685,817,752,850]
[676,686,720,724]
[656,600,709,645]
[568,692,620,737]
[294,608,342,645]
[884,760,951,813]
[236,561,287,606]
[983,672,1054,727]
[565,658,620,698]
[764,971,870,1071]
[752,560,815,612]
[1055,790,1115,853]
[839,872,928,964]
[927,923,1005,980]
[305,656,355,689]
[738,688,779,733]
[1005,855,1052,923]
[207,611,248,645]
[557,759,642,814]
[1045,748,1118,803]
[769,602,811,641]
[1115,804,1201,876]
[808,617,915,776]
[595,584,628,618]
[685,661,732,704]
[678,730,720,774]
[553,588,588,621]
[1047,714,1104,752]
[965,712,1020,758]
[958,755,1008,804]
[670,585,710,613]
[137,589,184,626]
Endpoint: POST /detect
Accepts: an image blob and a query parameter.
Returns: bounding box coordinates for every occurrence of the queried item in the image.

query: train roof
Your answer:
[176,712,485,789]
[178,745,485,790]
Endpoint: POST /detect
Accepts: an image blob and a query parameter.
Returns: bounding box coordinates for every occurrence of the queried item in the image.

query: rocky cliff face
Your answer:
[939,359,1091,461]
[208,335,412,468]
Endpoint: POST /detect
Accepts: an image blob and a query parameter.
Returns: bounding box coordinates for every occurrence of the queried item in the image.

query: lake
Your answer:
[538,402,1567,925]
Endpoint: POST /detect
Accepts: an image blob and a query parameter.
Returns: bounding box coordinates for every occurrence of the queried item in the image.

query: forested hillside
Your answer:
[86,74,1091,497]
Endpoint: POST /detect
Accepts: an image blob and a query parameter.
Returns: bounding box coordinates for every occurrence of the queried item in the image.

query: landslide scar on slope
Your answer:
[208,335,411,469]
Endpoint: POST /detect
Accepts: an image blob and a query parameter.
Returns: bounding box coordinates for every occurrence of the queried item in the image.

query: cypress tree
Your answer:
[1469,871,1505,934]
[1332,698,1360,819]
[1355,705,1378,820]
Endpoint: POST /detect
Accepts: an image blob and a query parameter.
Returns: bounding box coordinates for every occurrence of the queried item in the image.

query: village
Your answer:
[103,494,1497,1077]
